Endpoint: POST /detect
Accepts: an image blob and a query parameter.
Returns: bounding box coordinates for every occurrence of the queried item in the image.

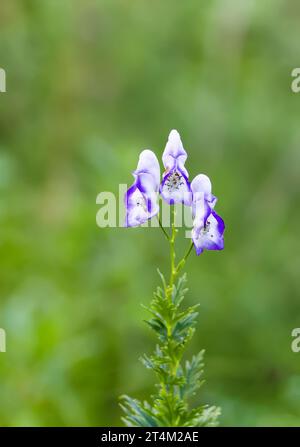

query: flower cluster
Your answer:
[125,130,225,255]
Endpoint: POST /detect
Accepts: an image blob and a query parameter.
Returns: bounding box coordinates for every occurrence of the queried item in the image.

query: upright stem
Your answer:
[161,207,195,425]
[169,206,177,293]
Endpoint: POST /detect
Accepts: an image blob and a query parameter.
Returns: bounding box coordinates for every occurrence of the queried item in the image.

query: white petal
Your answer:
[162,130,188,176]
[191,174,212,196]
[135,150,160,189]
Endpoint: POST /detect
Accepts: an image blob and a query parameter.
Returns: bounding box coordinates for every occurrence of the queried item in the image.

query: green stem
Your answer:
[157,215,170,241]
[169,207,177,293]
[163,208,194,425]
[165,207,180,425]
[175,241,194,275]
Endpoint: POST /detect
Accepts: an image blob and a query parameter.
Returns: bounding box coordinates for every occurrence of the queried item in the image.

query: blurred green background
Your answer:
[0,0,300,426]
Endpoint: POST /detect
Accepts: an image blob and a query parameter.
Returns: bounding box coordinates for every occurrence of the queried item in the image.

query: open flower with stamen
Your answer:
[160,130,192,206]
[125,150,160,227]
[191,174,225,255]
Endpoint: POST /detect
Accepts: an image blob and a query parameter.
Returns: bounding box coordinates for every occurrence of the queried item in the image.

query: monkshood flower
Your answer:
[121,131,224,427]
[191,174,225,255]
[160,130,192,206]
[125,150,160,227]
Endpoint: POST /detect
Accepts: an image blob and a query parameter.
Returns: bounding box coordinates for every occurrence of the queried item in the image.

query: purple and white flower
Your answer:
[191,174,217,228]
[124,130,225,257]
[125,150,160,227]
[191,210,225,255]
[160,130,192,206]
[191,174,225,255]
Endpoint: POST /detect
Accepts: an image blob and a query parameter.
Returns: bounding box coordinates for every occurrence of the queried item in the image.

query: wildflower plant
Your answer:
[121,130,225,427]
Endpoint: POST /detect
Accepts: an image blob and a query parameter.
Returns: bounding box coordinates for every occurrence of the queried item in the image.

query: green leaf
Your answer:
[144,318,167,340]
[120,274,220,427]
[120,396,160,427]
[180,350,205,399]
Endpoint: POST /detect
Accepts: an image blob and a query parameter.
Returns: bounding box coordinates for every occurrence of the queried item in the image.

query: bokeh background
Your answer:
[0,0,300,426]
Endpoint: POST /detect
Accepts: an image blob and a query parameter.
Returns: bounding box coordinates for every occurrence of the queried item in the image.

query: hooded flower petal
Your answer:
[192,210,225,255]
[160,130,191,205]
[162,130,188,176]
[191,174,216,230]
[191,174,224,255]
[191,174,217,216]
[135,149,160,188]
[125,150,160,227]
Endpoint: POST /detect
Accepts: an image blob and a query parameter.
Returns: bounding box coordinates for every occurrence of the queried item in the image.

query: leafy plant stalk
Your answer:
[121,208,220,427]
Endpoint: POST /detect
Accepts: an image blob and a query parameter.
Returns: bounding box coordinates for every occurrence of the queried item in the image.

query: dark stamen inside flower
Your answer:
[200,221,211,237]
[165,171,185,192]
[135,194,147,212]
